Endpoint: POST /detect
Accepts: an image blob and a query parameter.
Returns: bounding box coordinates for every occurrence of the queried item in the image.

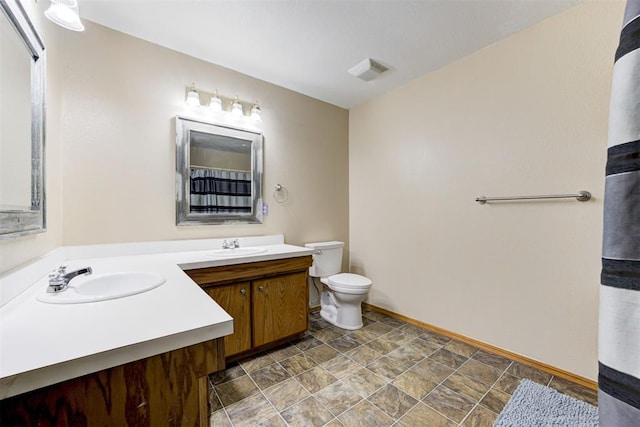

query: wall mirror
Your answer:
[176,116,263,225]
[0,0,46,239]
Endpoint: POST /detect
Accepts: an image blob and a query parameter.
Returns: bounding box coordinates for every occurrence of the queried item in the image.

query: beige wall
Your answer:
[0,2,63,273]
[349,1,623,380]
[59,21,349,260]
[191,147,251,171]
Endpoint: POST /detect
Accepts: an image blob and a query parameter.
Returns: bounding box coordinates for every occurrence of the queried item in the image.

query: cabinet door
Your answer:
[205,283,251,357]
[252,272,308,347]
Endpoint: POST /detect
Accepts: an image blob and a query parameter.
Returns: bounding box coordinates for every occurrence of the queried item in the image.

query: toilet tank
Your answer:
[305,241,344,278]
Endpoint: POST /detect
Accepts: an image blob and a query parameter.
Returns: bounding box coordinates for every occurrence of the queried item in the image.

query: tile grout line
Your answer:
[217,313,552,426]
[260,369,295,427]
[352,336,454,425]
[456,360,514,426]
[275,331,388,420]
[322,320,466,424]
[418,350,480,426]
[420,344,523,425]
[256,366,337,427]
[339,324,441,424]
[214,355,278,425]
[217,317,376,424]
[374,342,445,423]
[280,352,317,377]
[252,359,296,425]
[307,313,375,425]
[270,359,344,425]
[209,375,236,427]
[313,319,426,423]
[295,376,338,420]
[241,359,285,426]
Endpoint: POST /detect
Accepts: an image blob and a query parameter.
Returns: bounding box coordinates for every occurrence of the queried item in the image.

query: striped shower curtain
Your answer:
[599,1,640,425]
[190,168,252,213]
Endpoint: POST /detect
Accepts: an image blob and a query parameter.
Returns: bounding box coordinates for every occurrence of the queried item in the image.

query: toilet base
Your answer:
[320,289,364,330]
[320,309,363,330]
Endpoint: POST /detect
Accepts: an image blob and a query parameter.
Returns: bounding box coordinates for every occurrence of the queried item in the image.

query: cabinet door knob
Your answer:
[258,286,265,292]
[240,289,246,295]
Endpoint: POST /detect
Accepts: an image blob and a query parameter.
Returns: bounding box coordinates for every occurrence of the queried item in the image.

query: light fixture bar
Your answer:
[184,84,263,124]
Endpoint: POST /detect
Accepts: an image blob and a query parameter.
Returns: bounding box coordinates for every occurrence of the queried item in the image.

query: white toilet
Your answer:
[305,241,372,330]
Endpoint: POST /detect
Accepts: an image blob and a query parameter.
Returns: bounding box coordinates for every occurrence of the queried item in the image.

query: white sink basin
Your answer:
[37,272,166,304]
[209,247,267,257]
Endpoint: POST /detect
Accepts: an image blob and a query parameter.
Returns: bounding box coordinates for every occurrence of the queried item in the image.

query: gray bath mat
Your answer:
[493,379,598,426]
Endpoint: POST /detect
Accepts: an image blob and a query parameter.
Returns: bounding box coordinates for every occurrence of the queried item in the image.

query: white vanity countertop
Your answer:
[0,235,314,399]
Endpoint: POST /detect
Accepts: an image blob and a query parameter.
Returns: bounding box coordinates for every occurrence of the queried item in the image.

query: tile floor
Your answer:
[209,309,597,427]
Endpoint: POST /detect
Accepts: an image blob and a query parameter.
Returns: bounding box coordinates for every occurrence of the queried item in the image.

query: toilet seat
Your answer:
[321,273,372,294]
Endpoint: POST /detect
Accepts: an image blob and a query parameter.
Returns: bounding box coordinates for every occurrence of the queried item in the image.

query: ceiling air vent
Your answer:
[348,58,389,82]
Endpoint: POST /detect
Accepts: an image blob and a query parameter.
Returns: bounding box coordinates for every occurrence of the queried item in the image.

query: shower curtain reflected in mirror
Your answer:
[190,167,252,213]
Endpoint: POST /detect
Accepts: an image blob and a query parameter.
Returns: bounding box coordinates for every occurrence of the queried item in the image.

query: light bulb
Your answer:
[250,101,262,123]
[231,96,243,117]
[45,0,84,32]
[209,91,222,112]
[186,83,200,108]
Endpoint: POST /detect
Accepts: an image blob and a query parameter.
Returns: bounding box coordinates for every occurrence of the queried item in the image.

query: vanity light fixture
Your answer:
[209,90,222,112]
[231,96,243,117]
[250,101,262,123]
[183,84,263,124]
[185,83,200,107]
[45,0,84,32]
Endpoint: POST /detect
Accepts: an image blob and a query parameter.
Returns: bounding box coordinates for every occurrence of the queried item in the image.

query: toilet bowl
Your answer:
[320,273,372,330]
[305,242,372,330]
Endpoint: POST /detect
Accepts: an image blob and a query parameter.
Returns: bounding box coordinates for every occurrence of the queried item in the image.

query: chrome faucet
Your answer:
[222,239,240,249]
[47,266,93,293]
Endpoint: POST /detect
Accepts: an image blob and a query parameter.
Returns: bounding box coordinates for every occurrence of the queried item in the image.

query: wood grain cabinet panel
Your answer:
[0,339,224,427]
[187,256,312,358]
[205,283,251,357]
[252,272,308,347]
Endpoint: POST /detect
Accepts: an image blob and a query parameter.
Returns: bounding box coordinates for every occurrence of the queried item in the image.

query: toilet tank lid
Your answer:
[305,241,344,250]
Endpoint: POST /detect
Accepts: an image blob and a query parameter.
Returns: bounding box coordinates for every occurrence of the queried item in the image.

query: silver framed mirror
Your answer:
[0,0,46,239]
[176,116,263,225]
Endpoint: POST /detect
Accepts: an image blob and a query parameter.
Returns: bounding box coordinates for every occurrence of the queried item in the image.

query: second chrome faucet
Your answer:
[222,239,240,249]
[47,266,93,293]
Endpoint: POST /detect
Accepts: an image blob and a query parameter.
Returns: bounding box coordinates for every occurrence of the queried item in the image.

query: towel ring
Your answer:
[273,184,289,204]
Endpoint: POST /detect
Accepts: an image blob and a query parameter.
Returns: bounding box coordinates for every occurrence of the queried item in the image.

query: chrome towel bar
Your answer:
[475,191,591,204]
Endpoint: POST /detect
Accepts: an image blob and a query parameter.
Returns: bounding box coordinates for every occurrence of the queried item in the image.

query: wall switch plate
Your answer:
[262,204,268,215]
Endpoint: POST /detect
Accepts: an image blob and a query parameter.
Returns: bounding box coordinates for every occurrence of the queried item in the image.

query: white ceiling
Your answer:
[80,0,579,109]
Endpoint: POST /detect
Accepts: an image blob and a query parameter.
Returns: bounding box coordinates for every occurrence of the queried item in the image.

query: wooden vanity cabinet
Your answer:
[0,339,224,426]
[252,272,309,347]
[186,256,312,358]
[205,282,252,356]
